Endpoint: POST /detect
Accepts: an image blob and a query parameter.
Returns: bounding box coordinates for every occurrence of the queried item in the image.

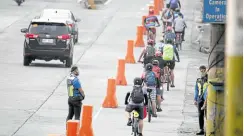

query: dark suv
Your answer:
[21,18,76,67]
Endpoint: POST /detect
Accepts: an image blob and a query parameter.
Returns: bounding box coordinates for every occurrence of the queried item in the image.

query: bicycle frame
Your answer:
[147,88,153,122]
[132,110,139,136]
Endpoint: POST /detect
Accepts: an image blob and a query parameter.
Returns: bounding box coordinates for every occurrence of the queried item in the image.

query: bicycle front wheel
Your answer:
[166,75,170,91]
[133,119,138,136]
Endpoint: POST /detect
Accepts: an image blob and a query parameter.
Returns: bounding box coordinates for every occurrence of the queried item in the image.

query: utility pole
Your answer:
[225,0,243,136]
[206,24,225,136]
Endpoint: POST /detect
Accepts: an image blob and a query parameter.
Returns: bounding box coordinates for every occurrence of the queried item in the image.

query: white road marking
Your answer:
[93,107,103,121]
[104,0,112,5]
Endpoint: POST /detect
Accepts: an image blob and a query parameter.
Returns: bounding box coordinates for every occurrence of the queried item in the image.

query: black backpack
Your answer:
[131,86,144,104]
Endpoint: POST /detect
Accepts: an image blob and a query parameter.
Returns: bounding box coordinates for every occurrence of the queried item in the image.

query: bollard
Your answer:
[135,26,145,47]
[102,78,118,108]
[125,40,136,63]
[116,59,127,85]
[78,105,94,136]
[67,120,79,136]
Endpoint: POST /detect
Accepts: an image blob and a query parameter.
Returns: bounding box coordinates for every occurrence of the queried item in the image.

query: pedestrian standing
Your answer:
[66,66,85,121]
[194,65,208,135]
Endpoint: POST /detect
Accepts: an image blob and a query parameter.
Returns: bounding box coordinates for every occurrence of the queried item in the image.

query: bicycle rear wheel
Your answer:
[133,119,138,136]
[166,75,170,91]
[147,99,152,122]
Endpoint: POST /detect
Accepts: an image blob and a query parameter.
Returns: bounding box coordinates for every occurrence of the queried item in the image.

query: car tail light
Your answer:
[68,24,73,27]
[57,34,71,40]
[25,33,38,38]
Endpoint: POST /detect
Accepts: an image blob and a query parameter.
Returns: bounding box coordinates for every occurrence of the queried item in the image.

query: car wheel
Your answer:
[23,56,31,66]
[65,56,73,68]
[75,32,79,43]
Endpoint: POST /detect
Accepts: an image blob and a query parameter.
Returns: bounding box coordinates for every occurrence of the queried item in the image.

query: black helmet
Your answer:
[133,77,143,85]
[145,63,153,71]
[166,4,170,8]
[71,66,78,72]
[199,65,206,70]
[152,60,159,66]
[166,38,173,44]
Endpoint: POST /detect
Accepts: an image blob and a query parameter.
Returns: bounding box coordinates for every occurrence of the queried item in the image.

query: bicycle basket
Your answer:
[133,110,139,118]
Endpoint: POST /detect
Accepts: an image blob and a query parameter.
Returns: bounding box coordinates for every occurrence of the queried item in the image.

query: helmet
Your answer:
[133,77,143,85]
[149,9,154,15]
[145,63,153,71]
[155,51,162,57]
[71,65,78,72]
[199,65,206,70]
[152,60,159,66]
[166,26,172,31]
[166,38,173,44]
[178,13,183,18]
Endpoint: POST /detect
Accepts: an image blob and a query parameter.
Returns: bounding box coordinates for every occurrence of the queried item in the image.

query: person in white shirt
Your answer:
[173,13,187,41]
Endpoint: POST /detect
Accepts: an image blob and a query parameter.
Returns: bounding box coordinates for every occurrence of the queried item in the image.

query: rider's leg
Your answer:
[125,105,133,126]
[170,61,176,87]
[182,29,185,41]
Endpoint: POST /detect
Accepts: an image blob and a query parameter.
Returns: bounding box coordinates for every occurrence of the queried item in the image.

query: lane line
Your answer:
[93,107,103,121]
[104,0,113,5]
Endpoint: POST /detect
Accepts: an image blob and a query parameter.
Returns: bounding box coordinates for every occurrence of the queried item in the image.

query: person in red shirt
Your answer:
[152,60,163,112]
[144,9,160,42]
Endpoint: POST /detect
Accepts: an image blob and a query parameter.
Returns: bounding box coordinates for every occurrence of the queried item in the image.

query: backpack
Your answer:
[145,71,156,86]
[145,46,155,57]
[164,9,173,20]
[131,86,144,104]
[162,44,174,61]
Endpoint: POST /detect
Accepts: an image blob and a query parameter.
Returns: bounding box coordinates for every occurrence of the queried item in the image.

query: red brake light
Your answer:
[57,34,70,40]
[68,24,73,27]
[25,33,38,38]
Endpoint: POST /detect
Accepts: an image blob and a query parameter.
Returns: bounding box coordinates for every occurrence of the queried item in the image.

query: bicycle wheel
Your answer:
[133,119,138,136]
[166,75,170,91]
[147,100,152,122]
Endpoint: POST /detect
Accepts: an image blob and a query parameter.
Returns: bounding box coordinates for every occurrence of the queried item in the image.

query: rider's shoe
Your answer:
[138,133,143,136]
[170,84,175,87]
[152,113,157,117]
[157,107,162,112]
[127,118,132,126]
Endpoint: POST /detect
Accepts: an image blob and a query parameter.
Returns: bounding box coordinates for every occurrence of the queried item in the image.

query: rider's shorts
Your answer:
[156,88,163,96]
[146,27,156,34]
[143,87,156,101]
[163,60,175,70]
[125,105,144,120]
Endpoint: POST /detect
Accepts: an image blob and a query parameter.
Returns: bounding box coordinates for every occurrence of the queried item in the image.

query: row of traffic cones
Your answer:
[102,0,164,108]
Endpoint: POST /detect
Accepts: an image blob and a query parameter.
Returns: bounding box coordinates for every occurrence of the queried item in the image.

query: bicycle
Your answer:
[146,25,160,43]
[146,88,153,122]
[163,61,172,91]
[131,110,140,136]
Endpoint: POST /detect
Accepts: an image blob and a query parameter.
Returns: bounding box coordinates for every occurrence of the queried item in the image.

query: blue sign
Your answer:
[203,0,227,23]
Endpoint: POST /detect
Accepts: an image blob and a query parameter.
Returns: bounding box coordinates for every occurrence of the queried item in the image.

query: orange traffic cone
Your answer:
[161,0,164,9]
[78,105,94,136]
[154,0,160,15]
[142,16,147,35]
[116,59,127,85]
[125,40,136,63]
[67,120,79,136]
[135,26,145,47]
[102,78,118,108]
[159,0,163,11]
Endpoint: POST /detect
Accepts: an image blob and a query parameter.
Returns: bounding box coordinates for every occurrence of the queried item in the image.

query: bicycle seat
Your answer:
[132,110,139,118]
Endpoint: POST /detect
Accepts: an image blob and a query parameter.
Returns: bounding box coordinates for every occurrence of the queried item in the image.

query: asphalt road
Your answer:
[0,0,208,136]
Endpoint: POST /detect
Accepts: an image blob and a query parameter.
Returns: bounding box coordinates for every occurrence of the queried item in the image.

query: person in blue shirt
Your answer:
[66,66,85,121]
[194,65,208,135]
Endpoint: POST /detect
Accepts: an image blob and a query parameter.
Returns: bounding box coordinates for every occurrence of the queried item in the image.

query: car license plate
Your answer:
[42,39,54,43]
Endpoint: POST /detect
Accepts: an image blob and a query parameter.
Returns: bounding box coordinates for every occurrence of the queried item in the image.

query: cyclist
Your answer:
[164,26,176,43]
[173,13,187,41]
[141,63,157,117]
[161,38,180,88]
[152,60,163,112]
[161,4,174,31]
[167,0,181,11]
[138,40,156,67]
[125,77,148,136]
[144,8,160,41]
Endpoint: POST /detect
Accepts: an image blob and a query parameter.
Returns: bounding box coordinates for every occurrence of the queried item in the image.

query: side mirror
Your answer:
[75,18,81,22]
[71,31,77,35]
[21,28,28,33]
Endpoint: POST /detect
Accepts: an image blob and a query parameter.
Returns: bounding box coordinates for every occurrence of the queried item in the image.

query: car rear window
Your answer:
[29,22,70,35]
